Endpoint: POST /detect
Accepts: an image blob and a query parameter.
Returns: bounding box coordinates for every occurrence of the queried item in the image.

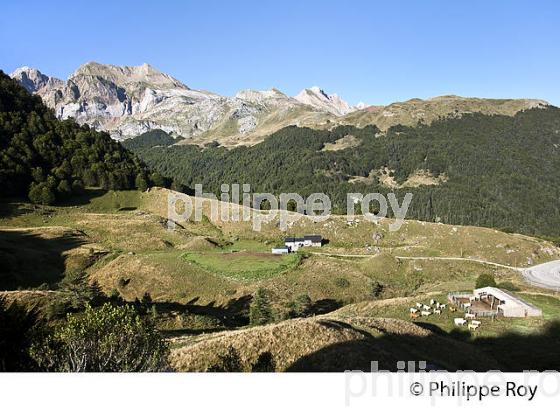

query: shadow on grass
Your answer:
[55,188,108,207]
[309,298,342,315]
[147,294,253,328]
[0,229,89,290]
[0,200,37,219]
[286,320,560,372]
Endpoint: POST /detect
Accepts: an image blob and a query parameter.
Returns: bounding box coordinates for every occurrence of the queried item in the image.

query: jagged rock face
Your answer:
[10,63,549,146]
[9,63,350,144]
[295,86,355,116]
[10,66,60,93]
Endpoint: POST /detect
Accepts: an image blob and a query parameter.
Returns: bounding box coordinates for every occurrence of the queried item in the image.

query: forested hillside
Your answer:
[0,71,154,204]
[126,108,560,238]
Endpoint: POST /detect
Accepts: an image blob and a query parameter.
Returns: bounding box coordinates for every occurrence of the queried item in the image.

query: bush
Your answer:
[334,277,350,288]
[475,273,497,289]
[28,182,56,205]
[207,346,242,372]
[30,303,169,372]
[371,281,384,298]
[249,288,273,326]
[135,174,148,191]
[291,294,312,317]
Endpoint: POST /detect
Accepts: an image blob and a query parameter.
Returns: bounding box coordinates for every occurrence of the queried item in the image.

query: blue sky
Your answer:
[1,0,559,105]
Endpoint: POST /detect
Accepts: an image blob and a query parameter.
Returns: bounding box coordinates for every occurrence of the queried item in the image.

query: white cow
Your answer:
[463,303,472,308]
[430,299,436,305]
[434,309,442,315]
[410,308,419,314]
[465,313,476,319]
[436,302,441,309]
[440,304,447,309]
[422,304,431,310]
[471,320,481,326]
[421,310,432,317]
[416,302,423,308]
[454,318,467,326]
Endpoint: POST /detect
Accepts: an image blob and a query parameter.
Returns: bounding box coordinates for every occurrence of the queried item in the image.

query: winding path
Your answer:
[309,252,522,270]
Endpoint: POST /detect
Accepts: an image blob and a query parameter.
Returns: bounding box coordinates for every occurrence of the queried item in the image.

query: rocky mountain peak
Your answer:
[294,86,354,116]
[235,88,292,104]
[70,61,189,91]
[10,66,62,93]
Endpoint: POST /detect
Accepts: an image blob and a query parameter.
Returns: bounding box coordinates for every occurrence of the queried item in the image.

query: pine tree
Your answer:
[249,288,273,326]
[135,174,149,191]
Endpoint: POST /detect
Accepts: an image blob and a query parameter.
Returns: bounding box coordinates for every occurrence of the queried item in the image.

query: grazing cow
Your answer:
[440,304,447,309]
[465,313,476,319]
[416,302,423,308]
[422,304,431,311]
[430,299,436,305]
[468,323,480,331]
[449,306,457,312]
[421,310,432,317]
[434,309,442,315]
[454,318,467,326]
[436,302,441,309]
[410,308,418,314]
[471,320,481,326]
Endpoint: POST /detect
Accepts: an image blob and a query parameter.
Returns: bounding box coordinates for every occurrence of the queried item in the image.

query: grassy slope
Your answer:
[2,187,560,370]
[170,291,560,372]
[2,188,559,305]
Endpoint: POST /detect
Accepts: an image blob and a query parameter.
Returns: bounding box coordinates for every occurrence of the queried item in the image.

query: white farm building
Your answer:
[473,287,542,318]
[284,235,322,252]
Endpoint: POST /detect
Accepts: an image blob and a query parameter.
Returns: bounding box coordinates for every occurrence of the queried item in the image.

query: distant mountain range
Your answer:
[11,63,550,147]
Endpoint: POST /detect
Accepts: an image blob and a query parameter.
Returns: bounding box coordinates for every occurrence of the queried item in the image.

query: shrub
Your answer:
[135,174,148,191]
[475,273,497,288]
[371,281,384,298]
[28,182,56,205]
[207,346,242,372]
[334,277,350,288]
[30,303,169,372]
[291,294,312,317]
[249,288,273,326]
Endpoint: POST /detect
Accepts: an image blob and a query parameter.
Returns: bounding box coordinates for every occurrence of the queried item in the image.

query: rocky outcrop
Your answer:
[10,63,347,144]
[11,63,549,146]
[295,86,356,116]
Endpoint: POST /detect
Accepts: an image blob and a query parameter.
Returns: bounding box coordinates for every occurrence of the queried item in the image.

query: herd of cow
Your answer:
[409,298,482,331]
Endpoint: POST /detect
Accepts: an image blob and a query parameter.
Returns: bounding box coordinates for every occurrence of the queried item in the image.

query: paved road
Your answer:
[523,260,560,290]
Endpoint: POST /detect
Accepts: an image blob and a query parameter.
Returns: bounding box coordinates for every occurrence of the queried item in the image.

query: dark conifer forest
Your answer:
[125,109,560,238]
[0,71,153,204]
